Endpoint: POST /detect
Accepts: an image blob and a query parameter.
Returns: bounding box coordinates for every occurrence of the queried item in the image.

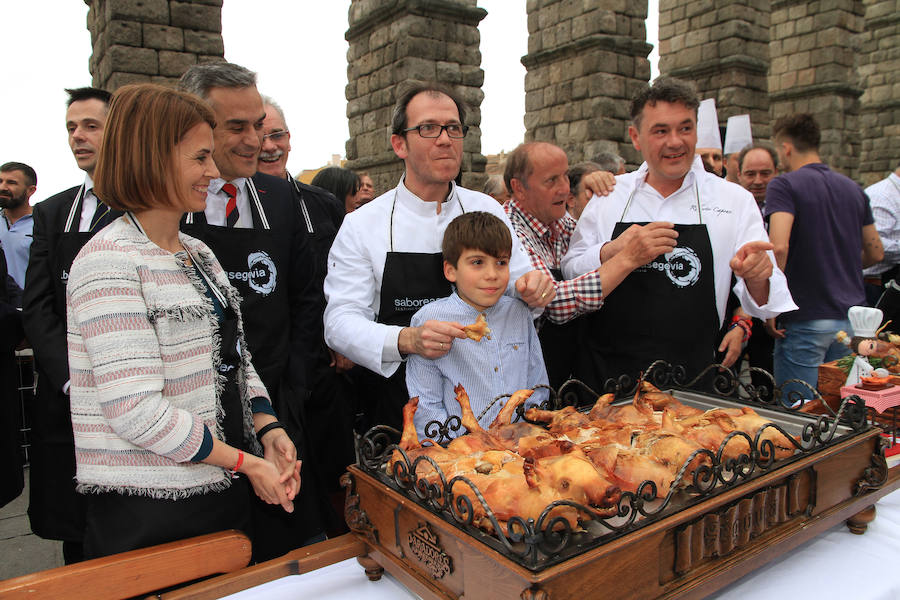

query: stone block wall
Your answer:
[85,0,225,91]
[344,0,488,193]
[522,0,653,166]
[768,0,865,178]
[857,0,900,186]
[658,0,771,141]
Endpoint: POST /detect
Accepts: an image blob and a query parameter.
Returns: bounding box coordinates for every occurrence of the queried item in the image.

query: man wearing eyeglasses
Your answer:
[324,81,554,432]
[258,96,344,276]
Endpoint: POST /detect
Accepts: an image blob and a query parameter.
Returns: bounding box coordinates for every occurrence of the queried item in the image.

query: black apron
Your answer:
[182,182,325,559]
[29,185,121,543]
[84,245,251,559]
[181,182,293,426]
[537,267,584,390]
[575,182,719,393]
[355,187,455,432]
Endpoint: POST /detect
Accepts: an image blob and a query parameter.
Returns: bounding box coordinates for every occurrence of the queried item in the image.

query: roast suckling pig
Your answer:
[387,382,796,533]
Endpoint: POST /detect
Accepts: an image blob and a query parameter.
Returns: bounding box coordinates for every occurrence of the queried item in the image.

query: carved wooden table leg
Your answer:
[847,505,876,534]
[357,554,384,581]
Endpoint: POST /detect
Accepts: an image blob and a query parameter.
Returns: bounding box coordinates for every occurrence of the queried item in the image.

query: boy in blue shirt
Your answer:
[406,211,549,438]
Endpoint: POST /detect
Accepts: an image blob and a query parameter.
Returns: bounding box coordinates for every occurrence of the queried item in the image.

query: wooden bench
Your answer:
[0,529,251,600]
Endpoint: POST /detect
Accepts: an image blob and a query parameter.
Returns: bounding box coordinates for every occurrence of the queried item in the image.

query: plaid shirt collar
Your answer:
[506,197,568,241]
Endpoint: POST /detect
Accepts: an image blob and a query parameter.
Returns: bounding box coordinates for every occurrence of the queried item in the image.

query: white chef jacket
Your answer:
[203,177,254,228]
[324,178,535,377]
[562,156,797,323]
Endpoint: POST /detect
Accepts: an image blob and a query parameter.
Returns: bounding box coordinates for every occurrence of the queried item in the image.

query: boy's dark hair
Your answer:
[65,87,112,107]
[772,113,820,153]
[630,76,699,129]
[442,211,512,267]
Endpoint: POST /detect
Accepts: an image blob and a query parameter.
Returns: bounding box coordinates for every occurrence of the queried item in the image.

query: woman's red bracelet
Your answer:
[230,450,244,479]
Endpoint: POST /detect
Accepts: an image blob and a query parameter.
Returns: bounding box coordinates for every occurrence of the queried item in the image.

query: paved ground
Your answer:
[0,469,63,580]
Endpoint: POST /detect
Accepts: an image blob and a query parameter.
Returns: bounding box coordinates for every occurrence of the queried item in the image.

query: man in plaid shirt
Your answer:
[503,142,659,388]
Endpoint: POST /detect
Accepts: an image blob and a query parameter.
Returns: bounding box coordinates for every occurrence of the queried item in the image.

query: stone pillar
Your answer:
[522,0,652,166]
[768,0,865,178]
[85,0,225,91]
[658,0,771,141]
[856,0,900,186]
[344,0,487,192]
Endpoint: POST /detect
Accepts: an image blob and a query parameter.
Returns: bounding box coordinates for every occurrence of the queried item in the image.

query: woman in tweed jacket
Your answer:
[66,84,301,558]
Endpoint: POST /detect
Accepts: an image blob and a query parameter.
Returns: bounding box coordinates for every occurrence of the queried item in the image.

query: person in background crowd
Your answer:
[563,77,796,391]
[738,145,779,214]
[723,114,753,184]
[23,86,114,564]
[566,161,602,220]
[355,172,376,209]
[482,174,510,204]
[592,151,626,175]
[505,142,659,389]
[695,98,724,177]
[0,245,23,509]
[766,114,883,399]
[178,62,325,560]
[66,83,300,559]
[323,81,554,432]
[862,165,900,306]
[258,97,351,534]
[736,144,780,384]
[0,162,36,294]
[258,96,344,277]
[311,166,361,215]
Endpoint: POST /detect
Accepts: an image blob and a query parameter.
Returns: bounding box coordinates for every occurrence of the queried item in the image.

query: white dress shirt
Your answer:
[562,156,797,323]
[324,178,535,377]
[77,174,99,232]
[863,172,900,277]
[204,178,254,228]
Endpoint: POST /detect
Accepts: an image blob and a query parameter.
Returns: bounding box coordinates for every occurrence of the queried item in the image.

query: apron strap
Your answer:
[620,178,702,224]
[289,175,315,235]
[64,184,87,233]
[247,179,270,230]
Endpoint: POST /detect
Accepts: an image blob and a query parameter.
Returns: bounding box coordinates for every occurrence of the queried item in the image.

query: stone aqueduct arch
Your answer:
[85,0,897,191]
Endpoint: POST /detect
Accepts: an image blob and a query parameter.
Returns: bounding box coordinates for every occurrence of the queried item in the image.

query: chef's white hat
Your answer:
[849,306,883,338]
[724,114,753,155]
[696,98,721,150]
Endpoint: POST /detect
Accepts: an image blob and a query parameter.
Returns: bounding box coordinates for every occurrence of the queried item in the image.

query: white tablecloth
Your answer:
[223,489,900,600]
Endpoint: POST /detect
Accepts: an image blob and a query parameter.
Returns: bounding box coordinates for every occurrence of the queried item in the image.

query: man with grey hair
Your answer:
[324,81,554,432]
[563,76,795,389]
[504,142,651,388]
[258,93,355,519]
[178,62,326,558]
[591,151,626,175]
[258,94,344,273]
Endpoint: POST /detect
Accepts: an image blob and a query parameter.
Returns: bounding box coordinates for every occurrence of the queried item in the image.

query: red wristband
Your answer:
[730,319,752,342]
[229,450,244,479]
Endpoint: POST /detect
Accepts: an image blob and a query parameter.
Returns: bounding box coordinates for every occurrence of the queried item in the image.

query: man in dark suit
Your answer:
[0,246,24,509]
[22,87,114,563]
[258,94,355,534]
[177,63,325,559]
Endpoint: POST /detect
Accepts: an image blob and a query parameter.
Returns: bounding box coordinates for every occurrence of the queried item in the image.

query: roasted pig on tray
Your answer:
[387,381,797,532]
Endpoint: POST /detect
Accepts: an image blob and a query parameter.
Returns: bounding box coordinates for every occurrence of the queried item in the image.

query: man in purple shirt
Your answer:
[765,113,883,400]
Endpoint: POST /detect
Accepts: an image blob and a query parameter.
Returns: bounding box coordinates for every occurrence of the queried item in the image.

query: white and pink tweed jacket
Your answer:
[66,215,268,499]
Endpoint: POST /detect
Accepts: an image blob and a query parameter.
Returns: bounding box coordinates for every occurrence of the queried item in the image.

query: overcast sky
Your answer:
[1,1,657,204]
